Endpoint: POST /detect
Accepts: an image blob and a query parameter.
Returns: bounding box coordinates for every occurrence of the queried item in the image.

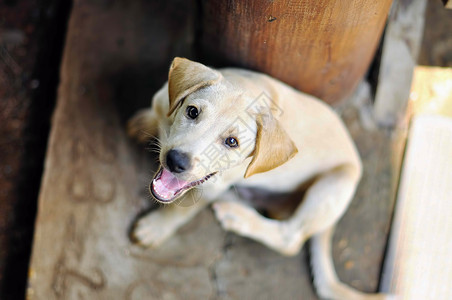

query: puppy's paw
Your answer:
[131,213,174,248]
[127,109,157,143]
[213,201,259,235]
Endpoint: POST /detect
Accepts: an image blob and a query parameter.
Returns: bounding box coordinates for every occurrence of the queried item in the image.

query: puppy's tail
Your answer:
[310,227,393,300]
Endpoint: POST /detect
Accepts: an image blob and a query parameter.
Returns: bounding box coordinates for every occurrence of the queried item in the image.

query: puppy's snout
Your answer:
[166,149,191,173]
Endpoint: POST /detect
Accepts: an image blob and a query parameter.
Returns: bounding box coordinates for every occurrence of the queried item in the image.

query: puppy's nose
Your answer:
[166,149,191,173]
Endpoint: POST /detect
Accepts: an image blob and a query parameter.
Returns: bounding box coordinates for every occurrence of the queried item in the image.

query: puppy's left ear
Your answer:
[167,57,222,116]
[245,114,298,178]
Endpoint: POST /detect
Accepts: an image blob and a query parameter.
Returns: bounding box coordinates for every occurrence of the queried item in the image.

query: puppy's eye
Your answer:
[225,137,239,148]
[186,106,199,119]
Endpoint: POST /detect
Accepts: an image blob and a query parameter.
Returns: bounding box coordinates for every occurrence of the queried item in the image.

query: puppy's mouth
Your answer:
[150,167,216,203]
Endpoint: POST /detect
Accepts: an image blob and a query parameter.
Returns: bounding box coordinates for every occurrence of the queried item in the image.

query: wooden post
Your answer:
[200,0,393,104]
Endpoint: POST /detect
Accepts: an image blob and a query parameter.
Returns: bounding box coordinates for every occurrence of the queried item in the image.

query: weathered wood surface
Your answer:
[381,114,452,299]
[200,0,393,104]
[28,1,400,299]
[380,67,452,298]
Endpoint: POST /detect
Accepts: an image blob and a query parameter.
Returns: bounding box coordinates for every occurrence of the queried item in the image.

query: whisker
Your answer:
[152,136,163,145]
[145,139,162,152]
[145,147,161,154]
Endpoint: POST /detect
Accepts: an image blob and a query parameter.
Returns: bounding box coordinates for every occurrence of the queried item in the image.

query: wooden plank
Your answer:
[381,66,452,297]
[374,0,428,127]
[200,0,392,104]
[380,114,452,298]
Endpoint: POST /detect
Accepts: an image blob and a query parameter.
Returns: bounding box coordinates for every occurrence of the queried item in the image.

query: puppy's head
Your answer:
[150,58,297,203]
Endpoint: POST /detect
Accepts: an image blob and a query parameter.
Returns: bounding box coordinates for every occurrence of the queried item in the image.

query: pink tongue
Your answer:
[153,168,189,200]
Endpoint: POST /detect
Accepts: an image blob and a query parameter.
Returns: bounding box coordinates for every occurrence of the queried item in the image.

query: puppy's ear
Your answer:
[167,57,222,116]
[245,114,298,178]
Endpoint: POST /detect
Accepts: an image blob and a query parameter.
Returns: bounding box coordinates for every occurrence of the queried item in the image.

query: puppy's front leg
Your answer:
[132,198,209,248]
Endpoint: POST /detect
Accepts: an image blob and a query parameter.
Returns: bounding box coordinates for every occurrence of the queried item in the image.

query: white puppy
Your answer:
[128,58,390,300]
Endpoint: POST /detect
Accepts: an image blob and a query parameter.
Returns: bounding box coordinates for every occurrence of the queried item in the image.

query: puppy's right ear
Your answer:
[245,114,298,178]
[167,57,222,116]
